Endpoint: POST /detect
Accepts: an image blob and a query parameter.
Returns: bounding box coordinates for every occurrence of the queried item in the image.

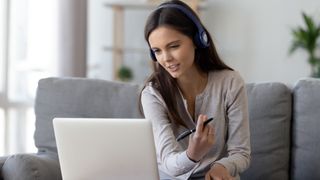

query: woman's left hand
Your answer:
[205,163,234,180]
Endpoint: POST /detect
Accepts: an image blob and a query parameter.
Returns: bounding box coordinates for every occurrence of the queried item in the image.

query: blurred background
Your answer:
[0,0,319,156]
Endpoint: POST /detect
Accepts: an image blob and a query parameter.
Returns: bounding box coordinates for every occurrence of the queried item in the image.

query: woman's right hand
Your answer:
[186,114,215,162]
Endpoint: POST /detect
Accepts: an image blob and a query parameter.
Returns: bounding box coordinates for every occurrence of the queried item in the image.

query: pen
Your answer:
[176,117,214,141]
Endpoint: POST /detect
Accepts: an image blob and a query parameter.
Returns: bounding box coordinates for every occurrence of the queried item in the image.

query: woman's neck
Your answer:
[177,69,208,99]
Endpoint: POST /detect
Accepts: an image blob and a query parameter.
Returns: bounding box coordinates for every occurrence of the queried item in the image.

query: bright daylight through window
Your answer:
[0,0,59,155]
[0,0,8,156]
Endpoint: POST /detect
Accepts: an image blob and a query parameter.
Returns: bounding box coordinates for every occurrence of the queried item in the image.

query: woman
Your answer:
[140,0,250,179]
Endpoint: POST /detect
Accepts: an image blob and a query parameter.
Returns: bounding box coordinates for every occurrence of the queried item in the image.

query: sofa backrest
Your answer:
[241,82,292,180]
[291,78,320,180]
[33,77,320,179]
[34,77,143,154]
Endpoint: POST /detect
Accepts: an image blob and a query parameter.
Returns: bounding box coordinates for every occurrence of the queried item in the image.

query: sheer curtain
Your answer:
[0,0,87,156]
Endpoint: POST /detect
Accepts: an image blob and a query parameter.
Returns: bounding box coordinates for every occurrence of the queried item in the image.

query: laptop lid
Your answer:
[53,118,159,180]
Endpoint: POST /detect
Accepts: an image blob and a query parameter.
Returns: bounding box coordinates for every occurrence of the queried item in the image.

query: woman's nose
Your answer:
[162,51,173,62]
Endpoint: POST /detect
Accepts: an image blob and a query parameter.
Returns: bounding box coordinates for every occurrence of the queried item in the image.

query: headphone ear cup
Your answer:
[149,49,157,61]
[194,31,209,49]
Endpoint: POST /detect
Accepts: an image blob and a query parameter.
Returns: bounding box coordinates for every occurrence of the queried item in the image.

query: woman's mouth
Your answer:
[167,64,179,72]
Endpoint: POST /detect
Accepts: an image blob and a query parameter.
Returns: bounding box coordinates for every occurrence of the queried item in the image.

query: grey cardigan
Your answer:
[141,70,251,180]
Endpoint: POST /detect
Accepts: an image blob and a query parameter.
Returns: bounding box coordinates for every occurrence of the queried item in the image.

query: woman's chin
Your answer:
[169,72,180,79]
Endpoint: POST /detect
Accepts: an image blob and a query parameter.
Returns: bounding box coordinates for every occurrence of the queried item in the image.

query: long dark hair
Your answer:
[139,0,232,127]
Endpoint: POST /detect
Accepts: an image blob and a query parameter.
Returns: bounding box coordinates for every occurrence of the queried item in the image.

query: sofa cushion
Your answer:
[241,82,292,180]
[291,78,320,180]
[34,77,143,154]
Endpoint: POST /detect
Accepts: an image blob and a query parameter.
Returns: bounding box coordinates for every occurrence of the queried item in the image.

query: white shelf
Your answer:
[103,46,149,54]
[105,1,207,10]
[103,1,206,80]
[105,1,158,9]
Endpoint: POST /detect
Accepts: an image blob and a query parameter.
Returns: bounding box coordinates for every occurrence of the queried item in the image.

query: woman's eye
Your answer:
[170,45,179,48]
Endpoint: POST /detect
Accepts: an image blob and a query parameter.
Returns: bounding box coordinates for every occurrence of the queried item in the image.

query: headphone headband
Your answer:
[149,3,210,61]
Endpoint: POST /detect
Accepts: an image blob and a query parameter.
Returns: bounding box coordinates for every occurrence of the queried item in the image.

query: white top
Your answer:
[141,70,251,179]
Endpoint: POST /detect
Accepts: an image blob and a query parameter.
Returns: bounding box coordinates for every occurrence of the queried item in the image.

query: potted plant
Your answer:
[289,12,320,78]
[117,65,133,81]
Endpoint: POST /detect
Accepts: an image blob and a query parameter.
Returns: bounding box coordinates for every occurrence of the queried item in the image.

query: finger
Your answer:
[195,114,206,134]
[205,173,210,180]
[207,126,214,144]
[222,174,232,180]
[208,125,215,135]
[203,121,210,136]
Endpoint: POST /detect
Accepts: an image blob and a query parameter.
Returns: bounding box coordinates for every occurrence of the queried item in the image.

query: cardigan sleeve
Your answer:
[141,86,198,178]
[214,72,251,176]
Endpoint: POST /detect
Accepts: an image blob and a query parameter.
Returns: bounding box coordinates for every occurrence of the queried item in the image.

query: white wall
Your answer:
[88,0,320,85]
[87,0,114,80]
[203,0,320,84]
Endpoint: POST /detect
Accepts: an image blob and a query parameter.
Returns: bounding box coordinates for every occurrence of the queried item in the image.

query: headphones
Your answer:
[149,4,210,61]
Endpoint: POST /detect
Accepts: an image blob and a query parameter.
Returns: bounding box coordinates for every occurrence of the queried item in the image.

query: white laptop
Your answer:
[53,118,160,180]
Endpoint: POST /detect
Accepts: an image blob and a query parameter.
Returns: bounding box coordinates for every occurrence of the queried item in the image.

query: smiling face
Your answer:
[148,26,198,79]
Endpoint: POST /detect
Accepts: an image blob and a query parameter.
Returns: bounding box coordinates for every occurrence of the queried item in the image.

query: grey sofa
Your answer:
[0,77,319,180]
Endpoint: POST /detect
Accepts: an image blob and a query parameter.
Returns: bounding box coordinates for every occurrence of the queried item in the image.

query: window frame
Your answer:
[0,0,10,155]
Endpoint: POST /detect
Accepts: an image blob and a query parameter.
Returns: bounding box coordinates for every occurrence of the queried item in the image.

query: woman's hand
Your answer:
[205,163,234,180]
[186,114,215,162]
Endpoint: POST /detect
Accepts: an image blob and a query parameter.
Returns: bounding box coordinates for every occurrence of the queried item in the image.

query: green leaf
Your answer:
[117,66,133,81]
[289,11,320,70]
[289,41,305,55]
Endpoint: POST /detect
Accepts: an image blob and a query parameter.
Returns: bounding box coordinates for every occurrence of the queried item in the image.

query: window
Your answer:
[0,0,8,156]
[5,0,38,155]
[0,0,59,155]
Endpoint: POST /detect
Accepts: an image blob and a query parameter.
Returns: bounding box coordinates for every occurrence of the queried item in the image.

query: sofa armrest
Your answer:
[0,156,9,180]
[2,153,62,180]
